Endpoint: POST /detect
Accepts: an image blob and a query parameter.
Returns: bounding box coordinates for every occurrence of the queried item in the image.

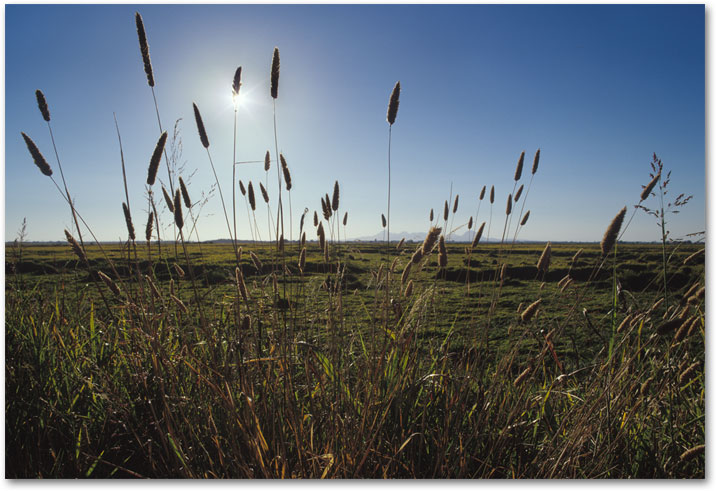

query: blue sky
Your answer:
[4,4,705,243]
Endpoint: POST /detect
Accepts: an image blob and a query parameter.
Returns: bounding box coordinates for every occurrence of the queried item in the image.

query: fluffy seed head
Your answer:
[521,300,541,323]
[264,150,271,171]
[281,154,292,191]
[248,182,256,210]
[411,247,423,264]
[471,222,485,249]
[381,214,387,228]
[387,81,400,125]
[135,12,154,87]
[422,227,442,256]
[401,261,412,285]
[514,184,524,203]
[405,279,414,298]
[430,209,434,221]
[35,90,50,122]
[443,200,449,221]
[313,210,318,227]
[532,149,540,175]
[514,366,532,386]
[438,235,448,268]
[21,133,52,176]
[98,271,121,296]
[640,172,661,201]
[239,180,246,196]
[122,203,136,241]
[162,186,174,213]
[147,131,168,186]
[514,151,525,181]
[452,195,459,214]
[179,176,191,208]
[332,181,340,211]
[600,206,627,257]
[679,362,700,386]
[173,263,185,278]
[537,242,551,273]
[468,216,473,230]
[65,230,86,262]
[479,186,486,201]
[270,47,280,99]
[343,212,348,226]
[173,190,184,229]
[679,445,705,463]
[505,194,512,216]
[397,237,405,250]
[490,186,495,204]
[192,103,210,148]
[520,210,531,226]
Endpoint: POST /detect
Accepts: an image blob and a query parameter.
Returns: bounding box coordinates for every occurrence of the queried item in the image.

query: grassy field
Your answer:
[5,237,705,478]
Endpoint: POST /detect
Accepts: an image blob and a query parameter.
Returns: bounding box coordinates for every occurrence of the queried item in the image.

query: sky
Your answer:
[4,3,705,243]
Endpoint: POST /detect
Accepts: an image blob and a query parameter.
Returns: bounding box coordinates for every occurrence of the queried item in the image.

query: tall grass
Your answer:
[6,12,704,479]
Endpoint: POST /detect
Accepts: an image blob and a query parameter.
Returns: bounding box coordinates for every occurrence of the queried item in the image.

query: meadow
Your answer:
[5,12,705,479]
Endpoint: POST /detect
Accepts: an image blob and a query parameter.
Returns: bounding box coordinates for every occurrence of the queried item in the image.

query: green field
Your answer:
[5,237,705,477]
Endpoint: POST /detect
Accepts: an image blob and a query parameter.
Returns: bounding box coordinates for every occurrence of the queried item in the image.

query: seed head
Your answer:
[422,226,442,256]
[479,186,486,201]
[640,172,661,202]
[521,299,542,323]
[64,230,86,262]
[332,181,340,211]
[471,222,485,249]
[429,208,434,221]
[514,151,525,181]
[21,133,52,176]
[280,154,292,191]
[259,182,269,203]
[232,66,242,100]
[145,211,154,242]
[192,102,210,148]
[532,149,540,175]
[490,186,495,204]
[147,131,168,186]
[270,47,280,99]
[173,190,184,229]
[536,242,551,273]
[505,194,512,216]
[381,214,387,228]
[122,203,135,241]
[98,271,121,296]
[452,194,459,214]
[239,180,246,196]
[179,176,191,208]
[514,184,524,203]
[343,212,348,226]
[299,247,306,273]
[313,210,318,227]
[35,90,50,122]
[600,206,627,257]
[438,235,448,268]
[520,210,530,226]
[162,186,174,213]
[468,216,473,230]
[250,251,263,272]
[387,81,400,125]
[405,279,414,298]
[135,12,154,87]
[248,182,256,210]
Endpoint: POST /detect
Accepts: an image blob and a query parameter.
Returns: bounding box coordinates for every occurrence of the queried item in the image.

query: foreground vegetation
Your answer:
[6,11,704,478]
